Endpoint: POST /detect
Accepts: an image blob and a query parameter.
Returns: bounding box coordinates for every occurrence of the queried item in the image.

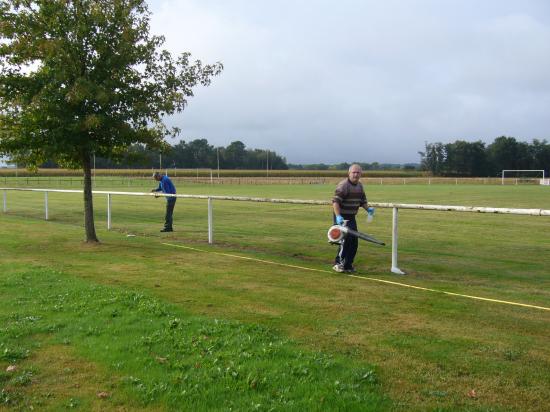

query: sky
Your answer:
[1,1,548,167]
[67,1,550,165]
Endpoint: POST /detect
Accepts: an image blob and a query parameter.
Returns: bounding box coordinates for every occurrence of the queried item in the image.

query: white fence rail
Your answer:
[2,187,550,275]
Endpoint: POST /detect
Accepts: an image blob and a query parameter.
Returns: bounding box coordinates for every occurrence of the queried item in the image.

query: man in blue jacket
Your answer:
[152,172,177,232]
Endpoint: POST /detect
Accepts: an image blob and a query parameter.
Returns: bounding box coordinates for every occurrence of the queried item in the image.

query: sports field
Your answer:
[1,180,549,411]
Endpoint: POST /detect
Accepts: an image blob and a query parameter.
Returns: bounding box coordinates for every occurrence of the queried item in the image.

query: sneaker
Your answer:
[332,264,345,273]
[160,228,173,232]
[344,267,356,274]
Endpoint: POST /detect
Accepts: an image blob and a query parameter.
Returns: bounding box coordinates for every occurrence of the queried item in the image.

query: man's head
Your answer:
[153,172,162,181]
[348,164,362,184]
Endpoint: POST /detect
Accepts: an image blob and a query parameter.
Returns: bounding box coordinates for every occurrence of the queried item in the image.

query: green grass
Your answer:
[0,266,387,411]
[1,182,550,411]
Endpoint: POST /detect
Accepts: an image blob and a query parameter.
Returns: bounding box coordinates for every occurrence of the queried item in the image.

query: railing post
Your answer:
[208,197,213,244]
[391,207,405,275]
[3,190,6,213]
[107,193,112,230]
[44,191,49,220]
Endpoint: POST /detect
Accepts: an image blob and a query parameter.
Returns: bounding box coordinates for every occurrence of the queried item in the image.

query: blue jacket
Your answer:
[153,175,176,199]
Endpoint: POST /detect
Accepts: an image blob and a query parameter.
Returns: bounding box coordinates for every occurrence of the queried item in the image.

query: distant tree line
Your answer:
[419,136,550,177]
[41,139,289,170]
[37,139,423,171]
[287,162,419,171]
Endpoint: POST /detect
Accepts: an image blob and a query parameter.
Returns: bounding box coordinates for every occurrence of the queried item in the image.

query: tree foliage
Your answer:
[65,139,289,170]
[0,0,222,241]
[418,142,445,176]
[419,137,550,176]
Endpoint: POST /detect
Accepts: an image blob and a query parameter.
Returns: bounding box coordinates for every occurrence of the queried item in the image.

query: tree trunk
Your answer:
[82,154,99,243]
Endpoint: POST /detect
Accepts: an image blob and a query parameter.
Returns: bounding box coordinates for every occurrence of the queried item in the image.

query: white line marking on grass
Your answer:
[162,242,550,312]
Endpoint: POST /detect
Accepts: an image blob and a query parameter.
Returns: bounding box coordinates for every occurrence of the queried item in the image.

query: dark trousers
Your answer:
[164,198,176,229]
[334,214,358,270]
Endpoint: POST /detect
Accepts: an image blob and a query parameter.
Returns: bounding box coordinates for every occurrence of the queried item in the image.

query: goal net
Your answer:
[501,170,546,185]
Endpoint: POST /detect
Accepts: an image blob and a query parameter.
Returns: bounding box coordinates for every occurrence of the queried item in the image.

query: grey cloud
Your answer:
[150,0,550,163]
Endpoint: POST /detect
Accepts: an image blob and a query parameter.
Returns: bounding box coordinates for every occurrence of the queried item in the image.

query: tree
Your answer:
[266,151,287,170]
[171,141,193,168]
[444,140,487,176]
[186,138,215,168]
[486,136,521,175]
[531,139,550,175]
[224,140,246,169]
[0,0,222,242]
[419,142,445,175]
[467,141,489,176]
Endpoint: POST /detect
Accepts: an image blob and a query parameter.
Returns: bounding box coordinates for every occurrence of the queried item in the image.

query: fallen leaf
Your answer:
[468,389,477,398]
[97,392,109,399]
[6,365,17,372]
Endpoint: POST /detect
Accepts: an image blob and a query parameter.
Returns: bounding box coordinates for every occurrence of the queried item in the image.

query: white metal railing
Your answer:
[2,187,550,275]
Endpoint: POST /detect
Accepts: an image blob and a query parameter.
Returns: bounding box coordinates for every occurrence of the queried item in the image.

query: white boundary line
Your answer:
[162,242,550,312]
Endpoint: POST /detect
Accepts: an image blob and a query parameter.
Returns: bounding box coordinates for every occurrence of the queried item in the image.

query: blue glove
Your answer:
[335,215,344,225]
[366,207,375,222]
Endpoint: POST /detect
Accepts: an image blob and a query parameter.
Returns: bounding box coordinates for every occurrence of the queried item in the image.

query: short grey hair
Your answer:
[348,164,362,172]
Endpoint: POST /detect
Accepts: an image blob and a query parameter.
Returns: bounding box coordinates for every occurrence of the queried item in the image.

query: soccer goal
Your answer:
[501,170,546,185]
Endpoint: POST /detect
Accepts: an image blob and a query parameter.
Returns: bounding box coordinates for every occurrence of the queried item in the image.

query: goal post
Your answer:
[501,170,546,185]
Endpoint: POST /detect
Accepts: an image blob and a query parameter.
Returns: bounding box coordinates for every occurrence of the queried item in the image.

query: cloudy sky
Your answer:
[148,0,550,164]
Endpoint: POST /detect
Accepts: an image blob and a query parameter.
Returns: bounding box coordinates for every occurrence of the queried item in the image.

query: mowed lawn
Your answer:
[1,182,549,411]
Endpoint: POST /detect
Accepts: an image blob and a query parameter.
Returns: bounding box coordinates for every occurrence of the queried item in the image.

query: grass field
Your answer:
[1,181,549,411]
